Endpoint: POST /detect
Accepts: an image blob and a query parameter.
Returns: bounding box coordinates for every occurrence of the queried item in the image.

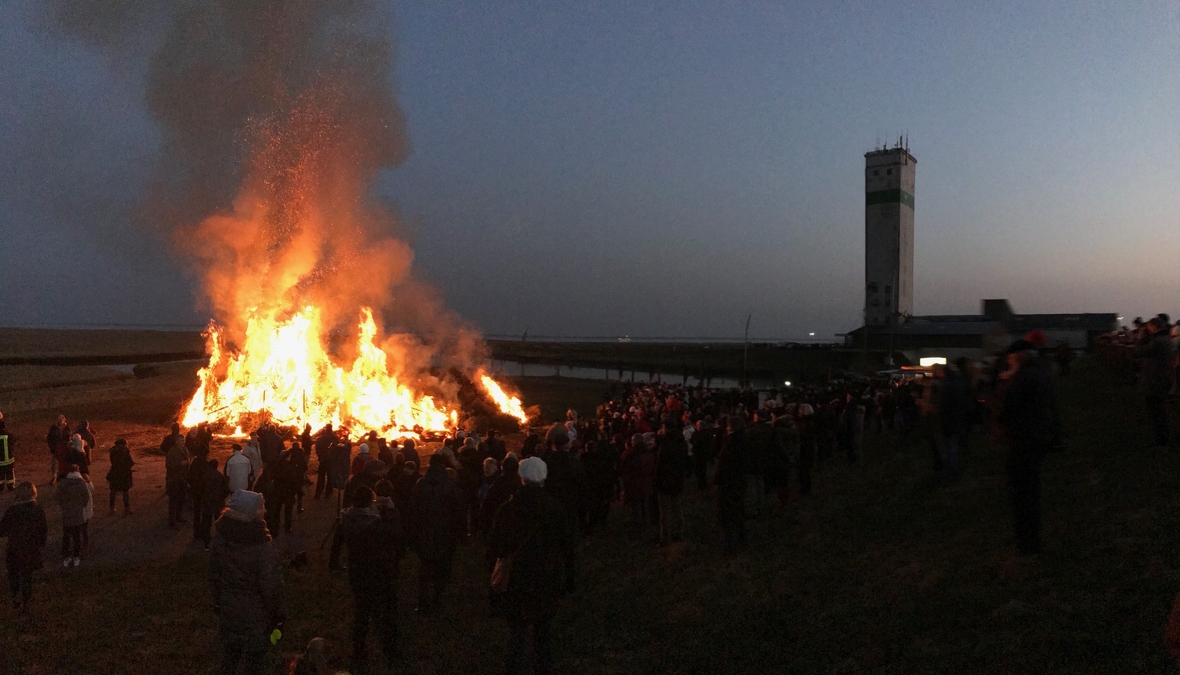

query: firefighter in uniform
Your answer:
[0,413,14,491]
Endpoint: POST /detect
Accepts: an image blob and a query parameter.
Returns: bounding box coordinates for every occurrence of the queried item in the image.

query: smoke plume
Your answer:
[50,0,485,372]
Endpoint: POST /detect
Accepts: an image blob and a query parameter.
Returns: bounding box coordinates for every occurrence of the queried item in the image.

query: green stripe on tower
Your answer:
[866,189,914,209]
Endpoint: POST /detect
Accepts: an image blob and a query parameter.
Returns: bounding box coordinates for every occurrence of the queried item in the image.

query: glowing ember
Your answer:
[479,374,529,425]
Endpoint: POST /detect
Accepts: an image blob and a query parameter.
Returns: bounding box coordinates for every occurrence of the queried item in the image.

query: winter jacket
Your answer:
[544,449,584,523]
[201,463,231,511]
[411,463,462,562]
[242,441,263,477]
[1000,358,1056,455]
[47,423,70,455]
[487,484,573,622]
[340,503,403,588]
[106,443,135,491]
[478,468,520,536]
[208,511,284,638]
[165,443,189,489]
[0,500,48,571]
[620,445,655,503]
[225,451,253,494]
[654,434,689,496]
[1136,332,1174,397]
[55,473,91,527]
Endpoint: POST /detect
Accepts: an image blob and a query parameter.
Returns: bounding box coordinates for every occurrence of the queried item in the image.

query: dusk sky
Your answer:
[2,1,1177,340]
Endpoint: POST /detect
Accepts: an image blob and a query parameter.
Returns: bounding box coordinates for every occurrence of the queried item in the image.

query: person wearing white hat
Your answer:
[488,455,573,675]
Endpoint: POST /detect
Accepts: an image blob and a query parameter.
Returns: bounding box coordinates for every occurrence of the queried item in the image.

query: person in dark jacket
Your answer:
[196,459,231,550]
[340,486,404,672]
[47,415,71,485]
[411,454,462,615]
[620,434,655,531]
[691,417,717,491]
[715,416,749,554]
[745,413,772,517]
[330,460,389,569]
[479,455,520,541]
[288,442,309,514]
[165,435,189,528]
[999,339,1056,555]
[457,437,484,536]
[209,490,284,675]
[313,425,335,500]
[654,425,689,546]
[259,424,285,468]
[160,423,184,456]
[106,438,135,515]
[1135,317,1174,448]
[75,420,96,464]
[188,449,210,539]
[488,457,574,675]
[542,433,584,541]
[0,482,48,612]
[937,361,973,481]
[392,458,418,532]
[64,434,89,478]
[795,405,817,496]
[483,429,507,463]
[400,438,420,471]
[579,437,616,535]
[252,464,284,539]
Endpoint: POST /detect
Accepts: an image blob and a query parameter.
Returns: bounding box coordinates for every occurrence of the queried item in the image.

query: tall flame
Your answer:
[479,374,530,426]
[182,307,528,438]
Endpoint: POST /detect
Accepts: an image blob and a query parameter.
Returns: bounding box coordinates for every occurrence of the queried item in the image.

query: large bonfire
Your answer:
[147,1,528,438]
[181,307,527,439]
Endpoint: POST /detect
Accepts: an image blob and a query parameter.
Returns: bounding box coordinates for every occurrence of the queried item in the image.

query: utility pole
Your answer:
[742,313,751,388]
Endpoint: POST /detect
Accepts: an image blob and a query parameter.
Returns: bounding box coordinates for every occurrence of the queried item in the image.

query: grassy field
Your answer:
[0,328,203,360]
[0,355,1177,673]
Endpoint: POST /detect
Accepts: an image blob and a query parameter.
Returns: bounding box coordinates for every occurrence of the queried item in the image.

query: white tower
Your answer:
[864,143,915,326]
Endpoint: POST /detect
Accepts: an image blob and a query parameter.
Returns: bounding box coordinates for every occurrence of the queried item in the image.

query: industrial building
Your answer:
[851,144,1116,361]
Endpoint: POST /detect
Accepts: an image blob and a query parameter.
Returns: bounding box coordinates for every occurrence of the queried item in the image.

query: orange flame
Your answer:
[182,307,528,439]
[479,374,529,426]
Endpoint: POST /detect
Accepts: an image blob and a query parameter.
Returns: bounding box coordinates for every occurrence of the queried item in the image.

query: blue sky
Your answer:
[2,1,1177,338]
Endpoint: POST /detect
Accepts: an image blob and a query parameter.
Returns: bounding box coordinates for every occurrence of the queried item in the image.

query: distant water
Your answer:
[487,359,789,391]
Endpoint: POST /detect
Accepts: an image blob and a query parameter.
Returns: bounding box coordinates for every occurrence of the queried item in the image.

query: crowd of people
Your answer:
[0,323,1174,672]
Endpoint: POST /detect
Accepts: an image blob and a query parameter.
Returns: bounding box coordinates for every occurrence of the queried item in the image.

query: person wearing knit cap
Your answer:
[350,443,371,478]
[210,488,284,674]
[488,454,573,675]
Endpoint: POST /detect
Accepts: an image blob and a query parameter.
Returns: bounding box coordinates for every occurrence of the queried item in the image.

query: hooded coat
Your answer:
[106,443,134,491]
[208,510,284,638]
[55,473,91,527]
